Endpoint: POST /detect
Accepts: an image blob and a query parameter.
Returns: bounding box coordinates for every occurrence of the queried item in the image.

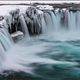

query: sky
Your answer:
[0,1,80,4]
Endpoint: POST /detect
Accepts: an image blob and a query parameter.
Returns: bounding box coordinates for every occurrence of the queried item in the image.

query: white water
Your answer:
[19,14,29,37]
[1,5,80,79]
[0,27,13,72]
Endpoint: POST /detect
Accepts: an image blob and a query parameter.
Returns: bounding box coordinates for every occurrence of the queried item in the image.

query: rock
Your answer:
[69,7,78,12]
[0,16,4,21]
[11,31,24,42]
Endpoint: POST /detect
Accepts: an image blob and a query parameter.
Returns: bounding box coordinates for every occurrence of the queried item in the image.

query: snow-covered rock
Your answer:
[11,31,24,42]
[37,5,53,10]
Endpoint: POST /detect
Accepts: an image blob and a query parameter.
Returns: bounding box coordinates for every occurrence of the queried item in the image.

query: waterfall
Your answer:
[48,11,61,32]
[76,11,80,30]
[40,14,47,33]
[0,30,12,51]
[1,6,80,37]
[19,14,29,37]
[68,11,77,31]
[1,5,80,79]
[44,12,53,32]
[0,43,5,64]
[0,28,13,43]
[4,15,13,33]
[40,9,80,33]
[0,27,13,70]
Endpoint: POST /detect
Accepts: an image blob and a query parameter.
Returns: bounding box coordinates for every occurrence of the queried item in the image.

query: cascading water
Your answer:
[19,14,29,37]
[48,10,61,32]
[0,29,12,51]
[0,26,13,73]
[1,5,80,80]
[68,11,77,31]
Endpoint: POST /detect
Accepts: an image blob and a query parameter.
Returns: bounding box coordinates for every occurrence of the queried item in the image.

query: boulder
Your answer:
[11,31,24,42]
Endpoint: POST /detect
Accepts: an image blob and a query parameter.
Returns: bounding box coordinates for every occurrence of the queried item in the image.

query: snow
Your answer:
[11,31,24,38]
[37,9,43,14]
[0,1,79,25]
[0,1,79,16]
[37,5,53,10]
[0,5,30,16]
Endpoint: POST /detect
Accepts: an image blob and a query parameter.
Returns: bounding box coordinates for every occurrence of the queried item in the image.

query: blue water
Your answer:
[1,32,80,80]
[0,6,80,80]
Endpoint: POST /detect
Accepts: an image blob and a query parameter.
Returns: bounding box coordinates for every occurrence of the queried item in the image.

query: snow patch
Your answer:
[37,5,53,10]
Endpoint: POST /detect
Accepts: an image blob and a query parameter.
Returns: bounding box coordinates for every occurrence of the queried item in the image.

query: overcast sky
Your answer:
[0,1,80,4]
